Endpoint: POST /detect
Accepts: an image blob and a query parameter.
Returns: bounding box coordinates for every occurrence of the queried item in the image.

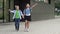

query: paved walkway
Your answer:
[0,18,60,34]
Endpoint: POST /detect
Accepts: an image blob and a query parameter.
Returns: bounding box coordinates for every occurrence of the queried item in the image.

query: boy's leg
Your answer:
[15,18,20,31]
[15,18,18,30]
[17,18,20,30]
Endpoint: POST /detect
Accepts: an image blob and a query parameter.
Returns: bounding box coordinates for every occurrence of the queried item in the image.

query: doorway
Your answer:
[14,0,30,11]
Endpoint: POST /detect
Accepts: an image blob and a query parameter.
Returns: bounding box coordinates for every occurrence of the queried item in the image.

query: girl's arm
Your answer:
[31,3,38,9]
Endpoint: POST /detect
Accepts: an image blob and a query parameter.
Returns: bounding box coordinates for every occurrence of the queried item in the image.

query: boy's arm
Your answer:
[31,3,38,9]
[9,9,14,13]
[21,11,24,18]
[23,9,26,16]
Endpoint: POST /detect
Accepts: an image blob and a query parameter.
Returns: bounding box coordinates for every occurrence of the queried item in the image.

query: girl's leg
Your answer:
[25,20,30,31]
[27,21,30,29]
[25,20,27,29]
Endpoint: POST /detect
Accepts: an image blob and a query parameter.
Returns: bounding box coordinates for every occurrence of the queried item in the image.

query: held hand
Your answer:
[24,14,26,16]
[22,16,24,19]
[22,15,24,19]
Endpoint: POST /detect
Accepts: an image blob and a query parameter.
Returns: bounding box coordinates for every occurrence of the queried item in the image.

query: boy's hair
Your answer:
[15,5,19,7]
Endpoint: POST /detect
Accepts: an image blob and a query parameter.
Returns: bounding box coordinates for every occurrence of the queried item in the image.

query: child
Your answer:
[24,3,38,32]
[9,5,24,31]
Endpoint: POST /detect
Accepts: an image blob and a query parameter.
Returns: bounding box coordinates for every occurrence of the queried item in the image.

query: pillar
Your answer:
[4,0,9,22]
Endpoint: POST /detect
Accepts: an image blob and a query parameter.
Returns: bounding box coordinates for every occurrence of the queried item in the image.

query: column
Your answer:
[4,0,9,22]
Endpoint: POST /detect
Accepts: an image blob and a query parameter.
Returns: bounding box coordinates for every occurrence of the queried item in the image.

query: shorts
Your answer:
[25,16,31,21]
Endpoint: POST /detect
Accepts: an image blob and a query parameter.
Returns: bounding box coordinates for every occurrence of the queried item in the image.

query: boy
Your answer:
[9,5,24,31]
[24,3,38,32]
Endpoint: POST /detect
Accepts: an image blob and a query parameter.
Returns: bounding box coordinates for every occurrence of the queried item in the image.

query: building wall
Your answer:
[2,0,55,22]
[31,0,55,21]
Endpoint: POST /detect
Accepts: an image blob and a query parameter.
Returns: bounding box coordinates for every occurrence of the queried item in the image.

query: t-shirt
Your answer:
[15,10,20,18]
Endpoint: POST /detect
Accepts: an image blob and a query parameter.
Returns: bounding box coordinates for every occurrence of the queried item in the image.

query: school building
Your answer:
[0,0,55,23]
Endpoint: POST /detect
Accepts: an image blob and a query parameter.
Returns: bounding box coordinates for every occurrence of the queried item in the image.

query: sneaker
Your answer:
[15,28,19,31]
[24,28,29,32]
[27,28,29,32]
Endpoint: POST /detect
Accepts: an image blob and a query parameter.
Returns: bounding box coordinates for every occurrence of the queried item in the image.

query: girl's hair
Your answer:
[25,3,30,8]
[26,3,30,6]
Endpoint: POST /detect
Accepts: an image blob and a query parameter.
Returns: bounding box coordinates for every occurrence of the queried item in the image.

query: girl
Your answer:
[24,3,38,32]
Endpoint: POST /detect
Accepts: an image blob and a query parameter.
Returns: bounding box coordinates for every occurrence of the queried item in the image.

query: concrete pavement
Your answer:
[0,18,60,34]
